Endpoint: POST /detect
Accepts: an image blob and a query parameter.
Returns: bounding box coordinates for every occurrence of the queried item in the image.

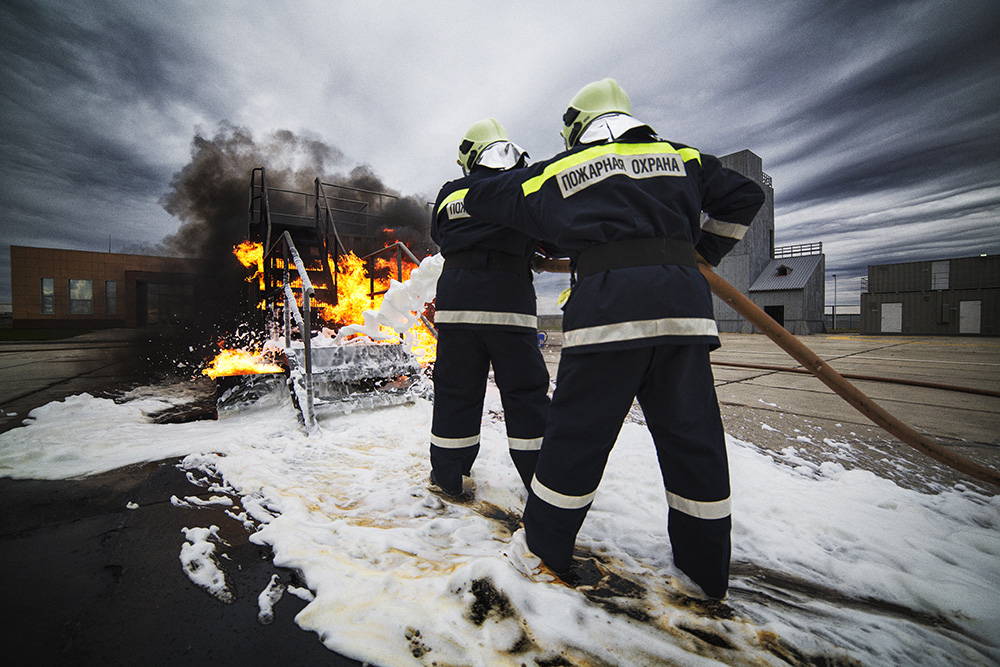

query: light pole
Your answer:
[832,274,837,331]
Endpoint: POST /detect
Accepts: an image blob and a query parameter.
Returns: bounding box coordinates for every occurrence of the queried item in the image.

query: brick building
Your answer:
[10,246,203,328]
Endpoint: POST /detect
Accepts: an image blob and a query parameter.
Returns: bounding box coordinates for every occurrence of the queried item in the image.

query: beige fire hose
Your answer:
[535,255,998,487]
[698,262,1000,488]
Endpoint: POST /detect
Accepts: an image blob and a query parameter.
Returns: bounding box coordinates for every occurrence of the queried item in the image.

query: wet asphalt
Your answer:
[0,329,360,666]
[1,328,998,666]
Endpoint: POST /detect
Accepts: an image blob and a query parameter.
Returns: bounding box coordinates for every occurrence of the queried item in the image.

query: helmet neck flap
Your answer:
[458,118,528,175]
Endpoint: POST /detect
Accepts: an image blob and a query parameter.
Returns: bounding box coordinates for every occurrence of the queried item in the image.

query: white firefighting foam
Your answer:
[0,384,997,666]
[319,252,443,345]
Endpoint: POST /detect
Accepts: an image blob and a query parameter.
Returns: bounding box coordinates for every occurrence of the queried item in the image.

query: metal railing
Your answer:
[249,167,275,257]
[263,230,315,428]
[250,168,402,310]
[773,242,823,258]
[361,242,437,338]
[362,242,421,297]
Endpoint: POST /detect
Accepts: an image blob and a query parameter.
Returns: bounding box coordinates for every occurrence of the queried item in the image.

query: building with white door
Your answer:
[860,254,998,335]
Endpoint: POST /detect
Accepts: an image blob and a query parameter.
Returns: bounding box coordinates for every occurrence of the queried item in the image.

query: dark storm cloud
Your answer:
[696,0,1000,303]
[768,6,1000,205]
[0,0,229,298]
[1,0,997,312]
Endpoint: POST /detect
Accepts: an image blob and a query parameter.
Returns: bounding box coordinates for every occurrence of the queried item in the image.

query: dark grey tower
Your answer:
[713,150,775,333]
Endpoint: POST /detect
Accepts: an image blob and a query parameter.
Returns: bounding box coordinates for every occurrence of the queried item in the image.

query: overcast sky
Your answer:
[2,0,998,308]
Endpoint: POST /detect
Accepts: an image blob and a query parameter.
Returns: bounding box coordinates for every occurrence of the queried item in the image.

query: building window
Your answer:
[143,282,194,325]
[931,261,949,290]
[68,279,94,315]
[106,281,117,315]
[41,278,55,314]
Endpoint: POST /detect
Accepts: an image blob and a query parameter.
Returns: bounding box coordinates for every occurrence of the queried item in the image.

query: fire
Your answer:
[315,252,378,325]
[407,323,437,365]
[206,240,436,375]
[234,240,265,287]
[201,348,284,379]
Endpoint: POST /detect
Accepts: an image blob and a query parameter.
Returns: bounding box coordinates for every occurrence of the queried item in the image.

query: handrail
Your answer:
[316,181,347,257]
[261,230,315,428]
[248,167,276,262]
[773,242,823,259]
[316,180,347,303]
[317,180,400,203]
[362,241,421,297]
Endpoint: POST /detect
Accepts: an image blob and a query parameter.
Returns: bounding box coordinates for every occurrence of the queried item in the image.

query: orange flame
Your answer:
[407,324,437,364]
[201,348,283,379]
[234,240,265,288]
[206,241,436,374]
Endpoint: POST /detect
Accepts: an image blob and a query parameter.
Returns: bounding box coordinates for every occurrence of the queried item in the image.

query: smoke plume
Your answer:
[158,123,435,342]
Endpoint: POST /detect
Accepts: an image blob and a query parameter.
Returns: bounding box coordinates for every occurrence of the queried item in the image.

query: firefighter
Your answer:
[464,80,765,599]
[429,118,551,499]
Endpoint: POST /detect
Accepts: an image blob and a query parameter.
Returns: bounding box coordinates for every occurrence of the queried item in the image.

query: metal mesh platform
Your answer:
[285,341,425,417]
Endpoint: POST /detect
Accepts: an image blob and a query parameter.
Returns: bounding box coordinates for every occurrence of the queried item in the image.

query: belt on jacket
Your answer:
[574,238,697,280]
[443,250,532,277]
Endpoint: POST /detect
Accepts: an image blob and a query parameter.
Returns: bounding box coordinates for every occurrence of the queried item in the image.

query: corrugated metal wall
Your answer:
[861,255,999,335]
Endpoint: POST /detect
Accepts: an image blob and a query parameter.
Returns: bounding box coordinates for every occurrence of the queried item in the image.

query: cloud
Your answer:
[1,0,997,310]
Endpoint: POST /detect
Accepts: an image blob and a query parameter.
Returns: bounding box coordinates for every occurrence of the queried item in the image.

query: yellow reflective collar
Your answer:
[521,142,701,196]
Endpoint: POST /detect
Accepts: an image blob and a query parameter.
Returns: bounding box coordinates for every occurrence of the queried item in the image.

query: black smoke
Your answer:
[158,123,435,345]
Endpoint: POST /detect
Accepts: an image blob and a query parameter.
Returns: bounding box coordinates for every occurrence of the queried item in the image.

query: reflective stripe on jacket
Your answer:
[432,168,540,332]
[463,132,765,351]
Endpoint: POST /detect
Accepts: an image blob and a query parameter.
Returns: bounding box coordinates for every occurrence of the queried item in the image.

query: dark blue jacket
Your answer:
[464,131,765,352]
[431,167,540,332]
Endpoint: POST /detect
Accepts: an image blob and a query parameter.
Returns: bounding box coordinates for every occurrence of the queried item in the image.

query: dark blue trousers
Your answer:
[523,344,731,598]
[431,327,550,494]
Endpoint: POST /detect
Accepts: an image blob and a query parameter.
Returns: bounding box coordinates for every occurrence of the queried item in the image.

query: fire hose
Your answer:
[698,262,1000,488]
[536,255,999,487]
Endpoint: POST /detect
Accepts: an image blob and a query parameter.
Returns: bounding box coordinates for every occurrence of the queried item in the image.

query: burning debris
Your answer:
[208,237,441,423]
[148,123,434,365]
[201,348,283,379]
[168,131,443,424]
[288,251,443,418]
[149,124,444,423]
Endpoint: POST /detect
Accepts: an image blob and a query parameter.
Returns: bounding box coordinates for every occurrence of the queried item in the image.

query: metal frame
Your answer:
[247,167,435,425]
[265,231,316,427]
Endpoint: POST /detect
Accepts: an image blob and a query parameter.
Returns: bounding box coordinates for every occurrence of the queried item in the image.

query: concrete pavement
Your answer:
[711,333,1000,447]
[0,327,219,434]
[2,329,998,666]
[539,330,1000,492]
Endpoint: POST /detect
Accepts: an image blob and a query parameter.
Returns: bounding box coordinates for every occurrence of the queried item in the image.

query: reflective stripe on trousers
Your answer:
[522,343,731,597]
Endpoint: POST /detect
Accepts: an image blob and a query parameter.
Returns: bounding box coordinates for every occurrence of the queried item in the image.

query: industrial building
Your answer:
[10,245,203,329]
[713,151,827,334]
[861,254,998,335]
[10,153,834,335]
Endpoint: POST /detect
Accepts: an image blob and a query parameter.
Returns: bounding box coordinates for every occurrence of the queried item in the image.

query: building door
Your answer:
[764,305,784,328]
[880,303,902,333]
[959,301,981,334]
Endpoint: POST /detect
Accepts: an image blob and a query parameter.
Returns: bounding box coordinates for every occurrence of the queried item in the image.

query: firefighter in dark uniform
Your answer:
[464,80,765,599]
[429,118,551,499]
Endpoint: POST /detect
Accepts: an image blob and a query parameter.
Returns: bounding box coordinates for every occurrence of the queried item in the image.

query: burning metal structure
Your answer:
[204,167,440,425]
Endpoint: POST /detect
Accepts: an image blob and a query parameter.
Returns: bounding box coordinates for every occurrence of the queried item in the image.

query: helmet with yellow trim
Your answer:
[560,78,633,149]
[457,118,528,175]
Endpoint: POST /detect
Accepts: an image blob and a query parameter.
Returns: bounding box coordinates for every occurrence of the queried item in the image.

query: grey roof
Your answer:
[749,254,823,292]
